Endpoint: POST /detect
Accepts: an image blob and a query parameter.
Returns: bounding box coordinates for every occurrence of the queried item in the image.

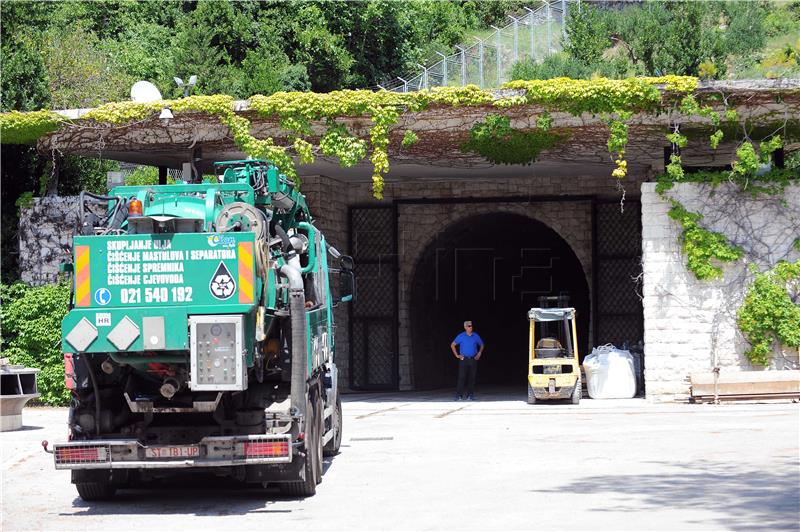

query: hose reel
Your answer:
[215,202,271,280]
[215,202,270,242]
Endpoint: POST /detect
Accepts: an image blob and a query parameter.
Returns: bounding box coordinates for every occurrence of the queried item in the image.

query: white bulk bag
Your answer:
[583,344,637,399]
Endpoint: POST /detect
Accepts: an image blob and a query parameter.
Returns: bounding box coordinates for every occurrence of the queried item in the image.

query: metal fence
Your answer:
[115,164,187,181]
[378,0,576,92]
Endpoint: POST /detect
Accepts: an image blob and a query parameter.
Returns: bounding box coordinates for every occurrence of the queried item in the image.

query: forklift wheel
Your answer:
[527,383,537,405]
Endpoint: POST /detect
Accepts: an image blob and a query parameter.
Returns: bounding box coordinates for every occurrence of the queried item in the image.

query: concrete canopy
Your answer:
[37,79,800,182]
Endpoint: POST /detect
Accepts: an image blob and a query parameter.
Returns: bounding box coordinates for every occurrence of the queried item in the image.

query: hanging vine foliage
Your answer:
[666,200,744,280]
[0,76,719,199]
[1,110,66,144]
[0,75,795,200]
[460,114,567,165]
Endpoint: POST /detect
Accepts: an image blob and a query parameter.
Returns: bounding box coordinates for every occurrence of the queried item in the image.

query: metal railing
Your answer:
[377,0,576,92]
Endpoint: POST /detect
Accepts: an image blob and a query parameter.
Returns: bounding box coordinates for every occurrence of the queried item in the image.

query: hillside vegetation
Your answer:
[1,0,530,112]
[512,1,800,81]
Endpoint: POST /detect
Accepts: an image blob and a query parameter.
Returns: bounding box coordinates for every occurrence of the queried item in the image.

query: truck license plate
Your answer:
[145,445,200,459]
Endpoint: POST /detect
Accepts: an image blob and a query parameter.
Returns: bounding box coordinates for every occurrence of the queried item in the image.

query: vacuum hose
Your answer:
[274,224,293,254]
[279,263,307,420]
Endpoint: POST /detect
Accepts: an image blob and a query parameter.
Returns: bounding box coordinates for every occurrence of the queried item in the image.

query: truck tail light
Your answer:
[128,199,143,217]
[55,445,109,465]
[64,353,76,390]
[244,440,289,458]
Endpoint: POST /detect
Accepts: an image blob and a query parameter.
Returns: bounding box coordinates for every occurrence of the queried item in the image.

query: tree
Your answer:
[564,4,610,65]
[1,36,50,113]
[100,23,178,91]
[42,25,133,109]
[238,44,310,97]
[321,1,415,88]
[576,1,768,78]
[192,0,257,65]
[288,3,355,92]
[170,17,232,97]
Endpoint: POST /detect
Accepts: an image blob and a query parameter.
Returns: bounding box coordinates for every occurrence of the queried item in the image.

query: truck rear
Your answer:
[47,160,353,499]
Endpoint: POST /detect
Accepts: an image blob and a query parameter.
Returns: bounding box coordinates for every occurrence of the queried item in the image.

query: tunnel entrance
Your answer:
[410,212,590,390]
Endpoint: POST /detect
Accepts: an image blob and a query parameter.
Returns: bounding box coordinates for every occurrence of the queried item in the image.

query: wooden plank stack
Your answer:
[690,370,800,403]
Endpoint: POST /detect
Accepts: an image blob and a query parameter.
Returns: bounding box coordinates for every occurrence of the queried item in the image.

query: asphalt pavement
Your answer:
[2,389,798,531]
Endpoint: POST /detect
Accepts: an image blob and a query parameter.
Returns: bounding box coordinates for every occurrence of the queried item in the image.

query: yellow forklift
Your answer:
[527,298,581,405]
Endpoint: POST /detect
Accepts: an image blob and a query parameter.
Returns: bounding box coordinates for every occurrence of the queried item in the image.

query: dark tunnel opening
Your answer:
[410,212,590,390]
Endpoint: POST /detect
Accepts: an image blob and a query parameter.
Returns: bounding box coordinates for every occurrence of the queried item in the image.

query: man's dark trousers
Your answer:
[457,357,478,397]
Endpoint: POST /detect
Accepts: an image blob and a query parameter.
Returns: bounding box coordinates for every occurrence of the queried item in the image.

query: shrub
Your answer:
[124,165,159,186]
[509,52,641,82]
[1,282,71,405]
[510,53,592,80]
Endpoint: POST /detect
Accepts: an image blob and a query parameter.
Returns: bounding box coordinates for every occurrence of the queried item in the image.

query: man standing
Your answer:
[450,321,484,401]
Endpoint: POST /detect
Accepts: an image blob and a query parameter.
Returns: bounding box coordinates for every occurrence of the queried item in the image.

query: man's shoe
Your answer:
[467,394,475,401]
[454,395,462,401]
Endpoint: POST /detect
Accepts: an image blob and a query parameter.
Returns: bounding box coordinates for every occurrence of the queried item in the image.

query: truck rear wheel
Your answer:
[527,383,537,405]
[76,482,116,501]
[280,397,321,497]
[323,393,342,457]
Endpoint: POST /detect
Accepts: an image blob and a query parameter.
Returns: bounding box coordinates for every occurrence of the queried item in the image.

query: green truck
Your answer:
[44,160,353,500]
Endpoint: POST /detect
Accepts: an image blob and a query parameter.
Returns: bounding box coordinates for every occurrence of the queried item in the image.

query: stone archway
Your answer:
[409,212,590,390]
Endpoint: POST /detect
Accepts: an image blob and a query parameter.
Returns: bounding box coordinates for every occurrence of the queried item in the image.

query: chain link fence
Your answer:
[378,0,576,92]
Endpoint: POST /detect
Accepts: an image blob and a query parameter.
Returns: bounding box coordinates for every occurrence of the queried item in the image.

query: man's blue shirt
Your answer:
[453,332,484,357]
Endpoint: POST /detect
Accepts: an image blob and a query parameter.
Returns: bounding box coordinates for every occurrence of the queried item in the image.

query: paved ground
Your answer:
[2,389,798,531]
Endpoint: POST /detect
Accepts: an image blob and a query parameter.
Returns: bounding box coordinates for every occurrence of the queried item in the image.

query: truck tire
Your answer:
[323,393,342,457]
[571,378,582,405]
[76,482,116,501]
[527,383,537,405]
[280,397,320,497]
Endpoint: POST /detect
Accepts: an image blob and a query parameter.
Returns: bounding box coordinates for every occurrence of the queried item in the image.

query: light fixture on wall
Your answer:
[159,106,174,125]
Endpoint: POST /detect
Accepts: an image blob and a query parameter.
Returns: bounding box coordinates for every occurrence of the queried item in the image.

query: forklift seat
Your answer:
[536,337,563,349]
[535,337,565,358]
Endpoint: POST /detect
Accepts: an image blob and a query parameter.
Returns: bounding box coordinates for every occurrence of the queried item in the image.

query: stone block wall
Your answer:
[19,196,78,286]
[641,182,800,401]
